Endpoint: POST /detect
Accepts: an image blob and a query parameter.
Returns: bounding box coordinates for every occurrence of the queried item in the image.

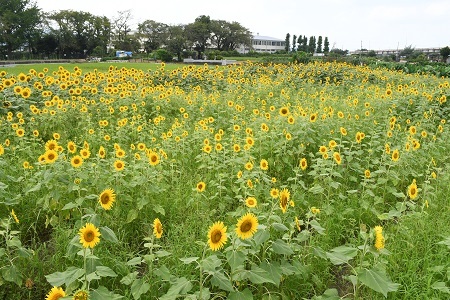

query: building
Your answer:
[237,34,286,54]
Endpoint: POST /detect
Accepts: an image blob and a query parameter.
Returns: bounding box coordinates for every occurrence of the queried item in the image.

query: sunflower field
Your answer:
[0,61,450,299]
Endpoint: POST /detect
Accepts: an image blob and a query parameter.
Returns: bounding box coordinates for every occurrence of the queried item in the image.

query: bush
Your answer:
[154,49,174,62]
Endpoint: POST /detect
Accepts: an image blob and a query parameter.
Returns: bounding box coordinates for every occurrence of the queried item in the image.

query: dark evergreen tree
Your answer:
[292,34,297,52]
[308,36,316,53]
[285,33,290,52]
[316,36,323,53]
[324,37,330,53]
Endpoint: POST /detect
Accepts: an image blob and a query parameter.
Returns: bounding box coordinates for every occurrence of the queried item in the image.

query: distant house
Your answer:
[237,34,286,54]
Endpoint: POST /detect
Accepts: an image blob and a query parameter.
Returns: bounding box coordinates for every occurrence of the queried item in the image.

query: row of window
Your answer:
[252,40,285,46]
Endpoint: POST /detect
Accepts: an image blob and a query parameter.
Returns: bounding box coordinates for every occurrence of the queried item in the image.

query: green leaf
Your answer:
[45,267,85,287]
[211,270,234,292]
[96,266,117,277]
[180,257,199,264]
[126,209,138,223]
[99,226,118,243]
[91,286,124,300]
[126,257,142,266]
[309,184,324,194]
[155,250,171,257]
[309,220,325,234]
[271,223,289,232]
[260,261,282,286]
[153,204,165,216]
[432,281,450,294]
[253,229,270,247]
[271,239,294,255]
[1,265,22,286]
[228,288,253,300]
[311,288,341,300]
[201,255,221,273]
[245,265,276,285]
[131,278,150,300]
[62,202,79,210]
[438,236,450,249]
[120,272,138,285]
[326,246,358,265]
[226,250,247,271]
[358,268,400,297]
[154,265,172,281]
[160,277,192,300]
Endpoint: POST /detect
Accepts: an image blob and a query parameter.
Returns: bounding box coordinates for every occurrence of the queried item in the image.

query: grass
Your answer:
[0,61,449,299]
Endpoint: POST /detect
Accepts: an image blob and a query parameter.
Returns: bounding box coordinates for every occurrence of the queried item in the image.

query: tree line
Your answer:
[284,33,330,54]
[0,0,252,60]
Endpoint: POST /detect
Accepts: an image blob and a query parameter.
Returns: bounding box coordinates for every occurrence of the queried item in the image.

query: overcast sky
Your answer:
[35,0,450,51]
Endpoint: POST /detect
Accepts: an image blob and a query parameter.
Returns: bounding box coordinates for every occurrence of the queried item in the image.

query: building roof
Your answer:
[252,35,284,42]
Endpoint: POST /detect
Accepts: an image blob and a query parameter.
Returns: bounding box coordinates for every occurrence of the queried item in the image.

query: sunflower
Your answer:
[407,179,418,200]
[153,218,163,239]
[45,139,58,151]
[299,158,307,170]
[260,159,269,171]
[279,188,290,213]
[71,155,83,168]
[364,169,371,179]
[99,188,116,210]
[245,197,257,208]
[114,160,125,171]
[98,146,106,158]
[80,148,91,159]
[115,148,126,158]
[309,113,318,123]
[67,141,77,153]
[391,149,400,162]
[373,226,385,250]
[148,151,160,166]
[16,128,25,137]
[340,127,347,136]
[233,144,241,152]
[333,152,342,165]
[11,209,19,224]
[45,286,65,300]
[236,213,258,240]
[203,144,212,154]
[73,289,89,300]
[270,188,279,198]
[245,161,253,171]
[207,221,227,251]
[319,146,327,154]
[196,181,206,192]
[245,137,254,147]
[279,106,289,117]
[44,150,58,164]
[79,223,101,248]
[0,144,4,156]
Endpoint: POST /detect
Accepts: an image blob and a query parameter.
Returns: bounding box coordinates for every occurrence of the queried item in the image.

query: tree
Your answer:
[138,20,169,53]
[440,46,450,62]
[210,20,251,51]
[0,0,41,57]
[112,10,134,51]
[291,34,296,52]
[166,24,188,61]
[185,15,211,57]
[323,37,330,53]
[284,33,290,52]
[316,36,323,53]
[297,35,303,51]
[308,36,316,53]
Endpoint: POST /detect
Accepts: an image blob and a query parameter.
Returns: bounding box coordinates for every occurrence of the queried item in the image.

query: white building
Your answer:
[237,34,286,54]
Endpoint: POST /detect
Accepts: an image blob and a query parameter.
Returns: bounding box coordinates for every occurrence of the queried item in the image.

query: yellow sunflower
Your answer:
[114,160,125,171]
[98,146,106,158]
[44,150,58,164]
[279,188,290,213]
[245,197,257,208]
[45,139,58,151]
[300,158,307,170]
[270,188,279,198]
[148,151,160,166]
[391,149,400,162]
[153,218,163,239]
[79,223,101,248]
[71,155,83,168]
[207,221,227,251]
[235,213,258,240]
[196,181,206,192]
[279,106,289,117]
[67,141,77,153]
[45,286,65,300]
[80,148,91,159]
[333,152,342,165]
[407,179,418,200]
[99,188,116,210]
[260,159,269,171]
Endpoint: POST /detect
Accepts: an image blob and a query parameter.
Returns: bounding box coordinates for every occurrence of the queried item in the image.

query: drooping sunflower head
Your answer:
[73,289,89,300]
[99,188,116,210]
[235,212,258,240]
[207,221,227,251]
[45,286,65,300]
[279,188,290,213]
[79,223,101,248]
[153,218,163,239]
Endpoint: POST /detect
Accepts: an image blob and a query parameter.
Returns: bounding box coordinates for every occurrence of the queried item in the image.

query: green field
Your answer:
[0,61,449,299]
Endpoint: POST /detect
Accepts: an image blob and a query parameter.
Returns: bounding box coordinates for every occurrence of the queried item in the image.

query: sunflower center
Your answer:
[211,229,222,243]
[101,194,110,204]
[280,196,288,207]
[151,155,157,162]
[84,231,94,242]
[48,153,55,160]
[156,223,162,234]
[240,220,252,233]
